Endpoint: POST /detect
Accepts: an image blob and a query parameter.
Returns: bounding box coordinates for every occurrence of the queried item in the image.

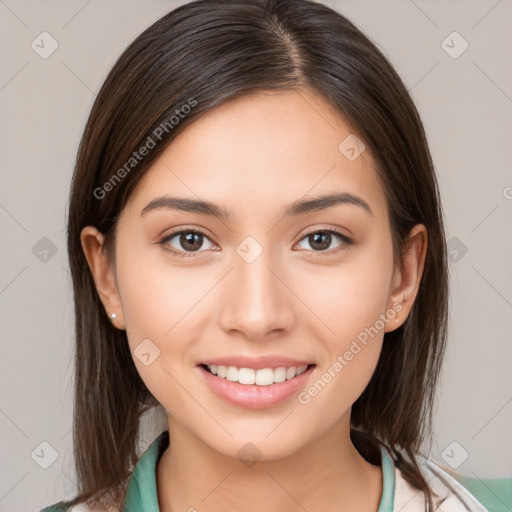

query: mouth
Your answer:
[199,363,316,386]
[197,362,317,409]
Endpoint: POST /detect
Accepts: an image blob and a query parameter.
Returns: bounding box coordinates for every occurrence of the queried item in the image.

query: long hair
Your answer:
[65,0,448,509]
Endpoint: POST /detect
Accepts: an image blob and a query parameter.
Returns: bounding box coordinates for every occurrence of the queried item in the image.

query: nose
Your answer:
[218,247,295,341]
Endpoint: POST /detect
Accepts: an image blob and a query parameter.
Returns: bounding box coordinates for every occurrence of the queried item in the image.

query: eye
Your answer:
[159,228,217,258]
[295,228,354,253]
[158,227,354,258]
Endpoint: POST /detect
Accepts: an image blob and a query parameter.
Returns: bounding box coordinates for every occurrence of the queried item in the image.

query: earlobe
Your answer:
[80,226,126,330]
[385,224,428,332]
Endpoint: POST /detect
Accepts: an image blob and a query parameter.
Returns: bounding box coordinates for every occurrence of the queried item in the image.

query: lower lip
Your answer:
[197,365,316,409]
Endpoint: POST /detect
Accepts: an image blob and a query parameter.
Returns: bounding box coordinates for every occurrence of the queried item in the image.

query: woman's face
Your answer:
[97,89,414,460]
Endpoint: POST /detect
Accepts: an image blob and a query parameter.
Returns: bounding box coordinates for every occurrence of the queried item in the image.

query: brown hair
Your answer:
[65,0,448,510]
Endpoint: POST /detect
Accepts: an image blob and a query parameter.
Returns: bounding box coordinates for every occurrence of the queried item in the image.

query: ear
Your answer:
[384,224,428,332]
[80,226,126,330]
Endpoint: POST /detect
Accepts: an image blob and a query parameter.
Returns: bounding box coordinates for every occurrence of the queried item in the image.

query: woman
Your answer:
[40,0,489,510]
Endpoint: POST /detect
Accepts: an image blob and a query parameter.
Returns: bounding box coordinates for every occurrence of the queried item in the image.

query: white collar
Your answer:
[393,454,489,511]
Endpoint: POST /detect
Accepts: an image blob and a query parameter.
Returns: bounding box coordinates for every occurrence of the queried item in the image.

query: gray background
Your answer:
[1,0,511,510]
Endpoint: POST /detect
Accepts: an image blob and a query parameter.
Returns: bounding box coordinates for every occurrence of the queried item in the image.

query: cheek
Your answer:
[115,232,211,342]
[293,234,394,408]
[298,231,394,346]
[113,236,219,403]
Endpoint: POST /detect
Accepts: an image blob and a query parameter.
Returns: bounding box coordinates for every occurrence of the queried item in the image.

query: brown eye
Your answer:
[296,229,353,253]
[308,232,332,251]
[177,232,204,252]
[160,228,216,257]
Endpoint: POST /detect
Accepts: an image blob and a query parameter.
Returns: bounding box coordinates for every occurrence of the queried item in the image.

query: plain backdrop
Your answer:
[0,1,511,510]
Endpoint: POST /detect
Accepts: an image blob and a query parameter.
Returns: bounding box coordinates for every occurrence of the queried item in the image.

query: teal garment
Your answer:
[38,431,510,511]
[122,430,170,512]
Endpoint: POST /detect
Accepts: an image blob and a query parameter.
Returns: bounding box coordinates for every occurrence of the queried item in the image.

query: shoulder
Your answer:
[393,454,490,511]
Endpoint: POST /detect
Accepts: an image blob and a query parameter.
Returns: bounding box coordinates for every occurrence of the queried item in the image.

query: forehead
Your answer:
[125,89,387,222]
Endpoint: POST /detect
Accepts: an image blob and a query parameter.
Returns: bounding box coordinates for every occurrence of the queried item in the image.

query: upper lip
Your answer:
[199,355,314,370]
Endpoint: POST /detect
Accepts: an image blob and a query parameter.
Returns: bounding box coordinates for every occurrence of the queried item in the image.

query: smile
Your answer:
[204,364,310,386]
[197,363,317,409]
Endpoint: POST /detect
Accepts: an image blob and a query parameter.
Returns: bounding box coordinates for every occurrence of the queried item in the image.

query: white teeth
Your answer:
[255,368,274,386]
[273,367,287,383]
[226,366,238,382]
[238,367,255,385]
[205,364,310,386]
[286,367,297,379]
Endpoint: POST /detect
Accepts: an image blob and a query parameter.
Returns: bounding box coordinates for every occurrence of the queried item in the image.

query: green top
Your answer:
[39,431,509,512]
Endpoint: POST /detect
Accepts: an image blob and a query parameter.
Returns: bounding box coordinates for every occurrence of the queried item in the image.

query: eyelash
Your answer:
[158,227,354,259]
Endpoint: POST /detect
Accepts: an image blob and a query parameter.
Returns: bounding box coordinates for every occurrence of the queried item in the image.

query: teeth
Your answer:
[206,364,309,385]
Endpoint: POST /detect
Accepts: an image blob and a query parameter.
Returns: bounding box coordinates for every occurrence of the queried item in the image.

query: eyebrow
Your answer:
[140,192,373,219]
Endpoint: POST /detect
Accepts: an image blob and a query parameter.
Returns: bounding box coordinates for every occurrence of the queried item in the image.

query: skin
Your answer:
[81,88,427,512]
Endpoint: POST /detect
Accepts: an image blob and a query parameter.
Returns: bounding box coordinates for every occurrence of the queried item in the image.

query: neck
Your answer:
[156,415,383,512]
